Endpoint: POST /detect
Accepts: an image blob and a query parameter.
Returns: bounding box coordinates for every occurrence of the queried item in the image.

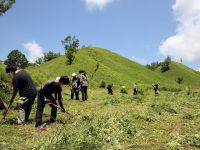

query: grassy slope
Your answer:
[156,61,200,86]
[28,47,176,88]
[1,49,200,149]
[0,88,200,149]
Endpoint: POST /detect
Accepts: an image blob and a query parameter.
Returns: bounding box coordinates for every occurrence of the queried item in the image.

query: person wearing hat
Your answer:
[133,83,138,95]
[71,73,80,100]
[5,65,37,124]
[35,76,69,129]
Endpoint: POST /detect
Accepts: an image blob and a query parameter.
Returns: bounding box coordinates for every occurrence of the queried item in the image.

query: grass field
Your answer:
[0,47,200,149]
[0,86,200,150]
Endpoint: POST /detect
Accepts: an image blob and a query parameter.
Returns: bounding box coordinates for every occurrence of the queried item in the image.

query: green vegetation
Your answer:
[0,87,199,149]
[0,0,15,16]
[146,61,161,70]
[161,56,171,72]
[28,47,177,88]
[35,51,61,65]
[156,61,200,86]
[62,35,79,65]
[4,49,29,69]
[0,47,200,149]
[0,64,12,105]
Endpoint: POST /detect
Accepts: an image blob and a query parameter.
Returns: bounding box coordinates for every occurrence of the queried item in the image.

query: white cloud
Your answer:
[196,68,200,72]
[82,0,119,11]
[159,0,200,62]
[23,41,44,63]
[131,56,147,65]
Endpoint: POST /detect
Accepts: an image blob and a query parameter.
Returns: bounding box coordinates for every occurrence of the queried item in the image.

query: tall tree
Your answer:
[4,50,29,69]
[62,36,79,65]
[43,51,60,62]
[0,0,15,16]
[161,56,171,72]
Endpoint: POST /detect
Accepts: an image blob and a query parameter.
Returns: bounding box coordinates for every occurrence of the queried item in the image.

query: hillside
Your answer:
[156,61,200,86]
[1,49,200,149]
[28,47,176,88]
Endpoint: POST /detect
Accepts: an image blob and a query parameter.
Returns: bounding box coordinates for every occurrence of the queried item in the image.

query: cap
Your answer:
[72,73,76,77]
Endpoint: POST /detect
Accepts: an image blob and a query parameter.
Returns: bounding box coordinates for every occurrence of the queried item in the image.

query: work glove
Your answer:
[61,107,66,113]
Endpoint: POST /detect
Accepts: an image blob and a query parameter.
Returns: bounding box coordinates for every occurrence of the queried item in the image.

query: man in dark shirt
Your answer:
[5,65,37,124]
[107,84,113,95]
[35,76,69,128]
[153,83,159,96]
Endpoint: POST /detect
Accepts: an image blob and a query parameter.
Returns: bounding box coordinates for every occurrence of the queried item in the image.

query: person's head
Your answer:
[5,65,17,74]
[72,73,77,77]
[55,77,60,82]
[59,76,70,85]
[79,70,86,75]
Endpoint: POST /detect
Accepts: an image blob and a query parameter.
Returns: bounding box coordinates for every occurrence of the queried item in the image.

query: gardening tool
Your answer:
[2,101,9,120]
[46,99,74,118]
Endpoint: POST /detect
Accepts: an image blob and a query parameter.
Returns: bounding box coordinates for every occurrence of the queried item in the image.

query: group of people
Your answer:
[3,64,159,129]
[70,70,89,101]
[3,65,89,129]
[106,82,159,96]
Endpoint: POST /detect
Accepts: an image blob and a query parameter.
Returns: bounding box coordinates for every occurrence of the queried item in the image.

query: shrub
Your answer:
[185,87,191,95]
[182,134,200,148]
[120,86,128,94]
[176,77,183,84]
[99,81,106,88]
[161,56,171,72]
[138,89,144,95]
[146,62,161,70]
[160,87,182,92]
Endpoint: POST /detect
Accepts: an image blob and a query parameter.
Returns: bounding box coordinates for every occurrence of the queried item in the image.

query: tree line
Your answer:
[3,35,79,68]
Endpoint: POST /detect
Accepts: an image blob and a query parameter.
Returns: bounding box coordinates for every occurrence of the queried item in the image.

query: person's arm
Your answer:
[8,89,17,107]
[8,78,18,108]
[57,91,65,112]
[55,93,57,100]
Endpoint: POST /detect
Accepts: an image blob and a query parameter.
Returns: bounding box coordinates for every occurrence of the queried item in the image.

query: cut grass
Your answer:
[0,87,199,149]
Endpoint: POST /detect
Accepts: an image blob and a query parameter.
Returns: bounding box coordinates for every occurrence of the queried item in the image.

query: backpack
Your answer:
[72,80,78,89]
[81,74,88,86]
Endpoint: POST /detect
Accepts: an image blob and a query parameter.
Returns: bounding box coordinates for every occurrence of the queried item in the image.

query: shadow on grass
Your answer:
[0,118,17,125]
[0,118,35,125]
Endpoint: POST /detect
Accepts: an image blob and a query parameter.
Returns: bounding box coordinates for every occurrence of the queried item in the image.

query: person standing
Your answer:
[133,83,138,95]
[153,83,159,96]
[71,73,80,100]
[79,70,89,101]
[35,76,69,128]
[5,65,37,124]
[107,84,113,95]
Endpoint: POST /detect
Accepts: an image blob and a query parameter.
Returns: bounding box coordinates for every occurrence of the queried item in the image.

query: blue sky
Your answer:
[0,0,200,70]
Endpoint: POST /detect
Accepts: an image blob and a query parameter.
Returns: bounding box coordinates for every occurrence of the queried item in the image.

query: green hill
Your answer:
[28,47,176,88]
[156,61,200,86]
[1,49,200,149]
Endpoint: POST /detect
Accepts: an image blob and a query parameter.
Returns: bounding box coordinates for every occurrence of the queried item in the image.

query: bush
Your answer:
[120,86,128,94]
[146,62,161,70]
[185,87,191,95]
[160,86,182,92]
[176,77,183,84]
[182,134,200,148]
[161,56,171,72]
[138,89,144,95]
[99,81,106,88]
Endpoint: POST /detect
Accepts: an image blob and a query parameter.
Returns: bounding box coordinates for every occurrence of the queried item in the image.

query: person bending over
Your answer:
[35,76,69,128]
[5,65,37,124]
